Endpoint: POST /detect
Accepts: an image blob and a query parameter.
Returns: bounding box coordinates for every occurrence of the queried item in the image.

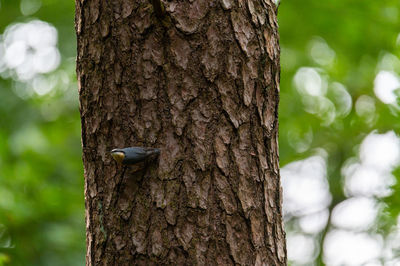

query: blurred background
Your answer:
[279,0,400,265]
[0,1,83,265]
[0,0,399,265]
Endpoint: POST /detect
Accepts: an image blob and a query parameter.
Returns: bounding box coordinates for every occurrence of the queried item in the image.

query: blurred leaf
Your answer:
[0,225,12,249]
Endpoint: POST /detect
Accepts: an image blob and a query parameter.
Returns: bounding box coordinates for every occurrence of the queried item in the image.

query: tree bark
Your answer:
[75,0,286,265]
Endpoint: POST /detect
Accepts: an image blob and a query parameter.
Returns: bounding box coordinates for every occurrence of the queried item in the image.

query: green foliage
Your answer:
[279,0,400,264]
[383,167,400,224]
[0,1,84,265]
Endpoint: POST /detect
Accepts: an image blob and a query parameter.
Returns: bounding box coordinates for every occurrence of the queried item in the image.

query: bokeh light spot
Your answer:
[374,71,400,104]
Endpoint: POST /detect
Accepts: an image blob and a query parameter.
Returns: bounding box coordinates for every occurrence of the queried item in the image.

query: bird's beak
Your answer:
[111,151,125,164]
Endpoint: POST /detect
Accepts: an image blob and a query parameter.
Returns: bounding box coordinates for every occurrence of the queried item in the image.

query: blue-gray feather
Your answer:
[113,147,160,165]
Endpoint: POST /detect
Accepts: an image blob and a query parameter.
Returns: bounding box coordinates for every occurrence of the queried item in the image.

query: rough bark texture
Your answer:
[76,0,286,265]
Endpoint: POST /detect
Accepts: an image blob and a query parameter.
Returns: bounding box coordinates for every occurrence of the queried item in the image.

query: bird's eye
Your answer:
[111,151,125,164]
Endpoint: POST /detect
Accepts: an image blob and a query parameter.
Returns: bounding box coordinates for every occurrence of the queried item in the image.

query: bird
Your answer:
[111,147,160,165]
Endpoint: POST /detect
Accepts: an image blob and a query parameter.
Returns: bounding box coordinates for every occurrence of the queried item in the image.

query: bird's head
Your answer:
[111,149,125,164]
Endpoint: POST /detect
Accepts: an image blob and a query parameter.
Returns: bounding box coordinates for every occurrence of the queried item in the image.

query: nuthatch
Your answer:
[111,147,160,165]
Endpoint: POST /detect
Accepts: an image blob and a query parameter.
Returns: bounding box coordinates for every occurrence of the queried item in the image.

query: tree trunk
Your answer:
[75,0,286,265]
